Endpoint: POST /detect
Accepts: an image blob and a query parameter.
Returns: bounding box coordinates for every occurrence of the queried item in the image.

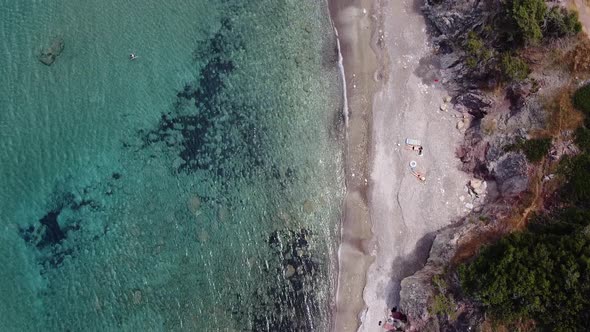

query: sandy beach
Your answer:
[331,0,470,330]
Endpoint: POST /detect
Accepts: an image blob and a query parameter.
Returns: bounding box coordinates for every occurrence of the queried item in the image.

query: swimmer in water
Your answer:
[129,53,137,60]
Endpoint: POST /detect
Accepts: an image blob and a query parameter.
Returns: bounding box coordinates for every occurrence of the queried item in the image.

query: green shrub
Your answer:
[521,138,552,162]
[501,53,530,81]
[508,0,547,44]
[573,84,590,116]
[465,57,477,69]
[575,127,590,152]
[431,293,458,320]
[464,32,493,69]
[544,7,582,38]
[466,31,484,56]
[559,154,590,206]
[460,208,590,330]
[505,137,551,162]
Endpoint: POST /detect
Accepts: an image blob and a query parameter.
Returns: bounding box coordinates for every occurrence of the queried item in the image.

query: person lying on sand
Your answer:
[405,145,424,156]
[411,170,426,182]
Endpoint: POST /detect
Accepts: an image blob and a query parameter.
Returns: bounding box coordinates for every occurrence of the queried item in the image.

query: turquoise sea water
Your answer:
[0,0,344,330]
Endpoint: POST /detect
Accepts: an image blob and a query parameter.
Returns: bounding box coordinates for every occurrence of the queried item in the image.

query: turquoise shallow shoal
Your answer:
[0,0,344,331]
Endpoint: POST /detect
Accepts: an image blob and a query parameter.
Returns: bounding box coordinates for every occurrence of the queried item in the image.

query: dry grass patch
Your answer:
[565,34,590,74]
[542,86,584,136]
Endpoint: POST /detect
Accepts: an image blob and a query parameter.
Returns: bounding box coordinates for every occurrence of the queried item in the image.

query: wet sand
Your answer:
[328,0,383,330]
[329,0,470,331]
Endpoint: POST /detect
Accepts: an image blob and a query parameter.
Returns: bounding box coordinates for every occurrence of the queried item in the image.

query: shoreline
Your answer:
[330,0,472,331]
[328,0,385,331]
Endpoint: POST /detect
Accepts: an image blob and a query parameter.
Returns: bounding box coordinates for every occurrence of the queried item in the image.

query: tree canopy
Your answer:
[460,209,590,330]
[508,0,547,44]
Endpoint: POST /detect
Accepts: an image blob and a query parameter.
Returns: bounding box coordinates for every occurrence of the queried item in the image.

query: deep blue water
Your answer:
[0,0,344,330]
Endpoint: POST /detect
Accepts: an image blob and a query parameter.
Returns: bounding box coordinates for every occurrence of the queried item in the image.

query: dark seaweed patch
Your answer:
[37,210,65,247]
[139,18,267,180]
[19,187,102,270]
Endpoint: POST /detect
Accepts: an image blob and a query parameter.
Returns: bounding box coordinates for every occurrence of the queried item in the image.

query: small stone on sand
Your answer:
[469,179,482,189]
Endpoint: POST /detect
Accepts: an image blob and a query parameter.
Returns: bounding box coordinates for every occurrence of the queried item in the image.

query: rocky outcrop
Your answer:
[39,37,64,66]
[399,221,486,331]
[490,153,529,196]
[423,0,499,92]
[454,91,493,118]
[422,0,489,40]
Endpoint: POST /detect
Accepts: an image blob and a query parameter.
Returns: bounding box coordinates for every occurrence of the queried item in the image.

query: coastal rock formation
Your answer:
[454,91,493,118]
[490,153,529,196]
[424,0,496,92]
[39,37,65,66]
[422,0,488,40]
[399,222,484,331]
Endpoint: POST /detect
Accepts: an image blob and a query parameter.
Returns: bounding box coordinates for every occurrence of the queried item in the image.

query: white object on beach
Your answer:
[405,138,421,146]
[409,160,417,168]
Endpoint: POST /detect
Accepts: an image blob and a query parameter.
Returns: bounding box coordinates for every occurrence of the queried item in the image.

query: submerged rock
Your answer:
[285,264,296,278]
[39,37,65,66]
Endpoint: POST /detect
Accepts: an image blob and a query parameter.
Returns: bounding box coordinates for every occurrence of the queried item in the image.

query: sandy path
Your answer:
[357,0,470,330]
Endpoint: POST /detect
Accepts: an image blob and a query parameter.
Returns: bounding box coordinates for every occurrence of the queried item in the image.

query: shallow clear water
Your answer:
[0,0,344,330]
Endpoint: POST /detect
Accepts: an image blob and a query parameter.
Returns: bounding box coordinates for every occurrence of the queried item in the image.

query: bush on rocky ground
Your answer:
[500,53,530,81]
[505,137,551,163]
[544,7,582,39]
[506,0,547,45]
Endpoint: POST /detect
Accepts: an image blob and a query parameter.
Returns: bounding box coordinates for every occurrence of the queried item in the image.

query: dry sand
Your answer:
[330,0,471,331]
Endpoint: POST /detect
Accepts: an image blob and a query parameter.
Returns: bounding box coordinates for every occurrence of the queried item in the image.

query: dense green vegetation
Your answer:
[507,0,547,44]
[503,0,580,45]
[460,84,590,331]
[573,83,590,116]
[545,7,583,39]
[460,209,590,330]
[559,154,590,206]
